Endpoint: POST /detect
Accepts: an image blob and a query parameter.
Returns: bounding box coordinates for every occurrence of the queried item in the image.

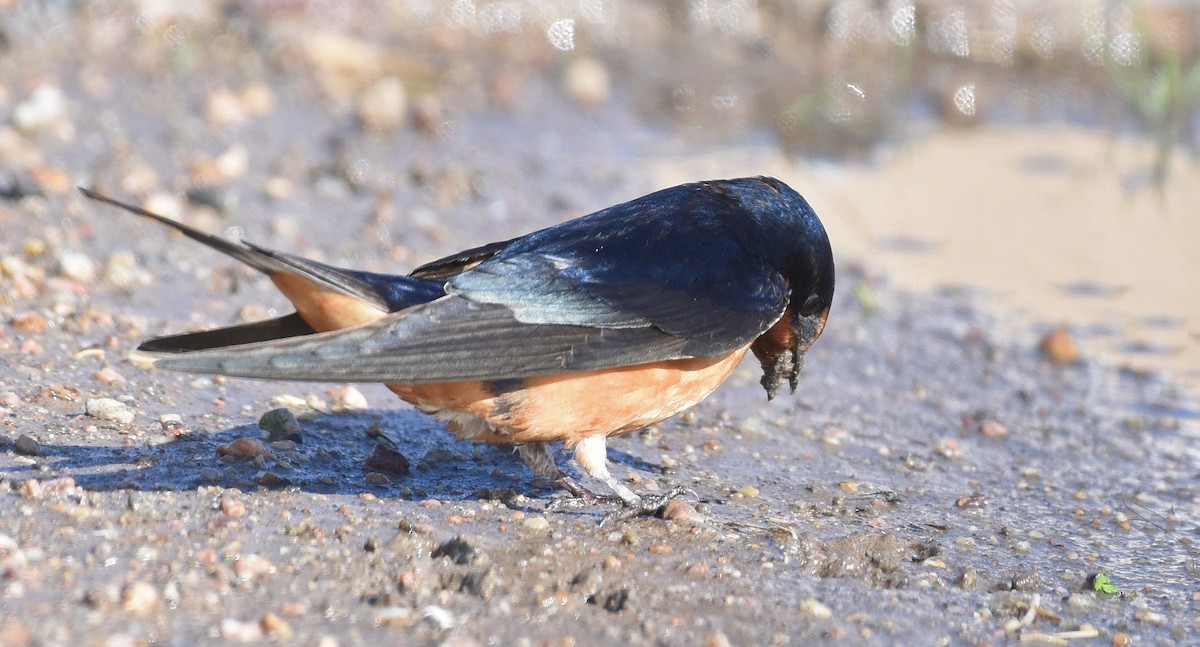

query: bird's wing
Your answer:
[408,238,515,280]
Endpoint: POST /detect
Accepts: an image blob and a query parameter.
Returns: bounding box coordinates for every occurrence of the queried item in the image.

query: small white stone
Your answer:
[86,398,134,424]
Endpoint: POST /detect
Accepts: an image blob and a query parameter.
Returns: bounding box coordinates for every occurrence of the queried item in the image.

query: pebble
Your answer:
[658,498,702,525]
[217,437,275,459]
[522,516,550,531]
[270,394,308,409]
[239,83,275,116]
[1040,326,1080,365]
[31,165,72,194]
[259,408,303,443]
[233,554,275,580]
[734,485,760,498]
[10,312,47,333]
[1011,568,1041,591]
[1134,607,1167,625]
[85,398,134,424]
[564,57,611,109]
[0,392,19,409]
[375,606,418,627]
[120,165,159,194]
[220,618,264,642]
[13,85,67,132]
[159,414,185,436]
[94,366,126,386]
[260,612,292,639]
[357,76,407,130]
[957,568,978,589]
[120,581,160,616]
[263,177,294,200]
[58,251,97,283]
[206,87,248,128]
[328,385,369,412]
[704,630,734,647]
[364,443,410,475]
[978,419,1008,438]
[304,31,383,101]
[955,492,987,508]
[422,605,455,630]
[14,434,40,456]
[21,479,44,499]
[799,597,832,619]
[220,496,246,517]
[104,250,153,288]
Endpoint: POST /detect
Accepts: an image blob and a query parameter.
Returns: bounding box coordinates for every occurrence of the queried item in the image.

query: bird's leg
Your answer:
[516,442,598,503]
[573,435,691,525]
[571,434,641,506]
[518,438,689,521]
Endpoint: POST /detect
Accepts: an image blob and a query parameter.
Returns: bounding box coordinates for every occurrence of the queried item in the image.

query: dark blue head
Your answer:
[738,176,835,399]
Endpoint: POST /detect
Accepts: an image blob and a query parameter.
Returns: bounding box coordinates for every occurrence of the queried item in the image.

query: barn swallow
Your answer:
[80,177,834,515]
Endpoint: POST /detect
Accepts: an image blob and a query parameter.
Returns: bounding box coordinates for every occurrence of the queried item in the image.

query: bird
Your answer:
[80,177,834,515]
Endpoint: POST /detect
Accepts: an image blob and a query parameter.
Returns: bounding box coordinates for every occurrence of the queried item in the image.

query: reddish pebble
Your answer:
[19,338,43,355]
[978,419,1008,438]
[220,497,246,517]
[1040,326,1080,365]
[10,312,47,333]
[217,437,274,459]
[658,498,702,525]
[94,366,126,386]
[956,492,988,508]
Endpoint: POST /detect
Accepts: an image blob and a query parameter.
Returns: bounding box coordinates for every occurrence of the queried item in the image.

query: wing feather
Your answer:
[155,296,687,382]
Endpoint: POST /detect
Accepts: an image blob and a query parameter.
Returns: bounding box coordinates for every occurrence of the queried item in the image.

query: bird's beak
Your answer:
[794,306,829,354]
[754,306,829,401]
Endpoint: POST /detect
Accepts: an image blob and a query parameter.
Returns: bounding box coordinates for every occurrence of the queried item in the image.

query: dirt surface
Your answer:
[2,3,1199,647]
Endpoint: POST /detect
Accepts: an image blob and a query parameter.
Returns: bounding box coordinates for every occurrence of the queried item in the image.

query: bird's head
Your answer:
[746,176,835,400]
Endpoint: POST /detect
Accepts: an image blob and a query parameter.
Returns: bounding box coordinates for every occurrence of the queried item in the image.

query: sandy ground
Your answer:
[2,3,1199,647]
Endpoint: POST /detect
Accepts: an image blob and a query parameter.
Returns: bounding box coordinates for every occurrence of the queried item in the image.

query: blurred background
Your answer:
[1,0,1198,394]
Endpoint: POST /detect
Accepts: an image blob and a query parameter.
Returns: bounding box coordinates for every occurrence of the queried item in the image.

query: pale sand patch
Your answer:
[650,126,1200,394]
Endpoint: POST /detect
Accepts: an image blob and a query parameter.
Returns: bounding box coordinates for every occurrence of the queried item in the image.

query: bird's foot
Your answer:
[544,476,621,511]
[599,486,693,527]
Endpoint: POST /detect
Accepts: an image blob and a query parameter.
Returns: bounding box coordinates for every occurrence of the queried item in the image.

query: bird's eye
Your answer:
[800,294,823,315]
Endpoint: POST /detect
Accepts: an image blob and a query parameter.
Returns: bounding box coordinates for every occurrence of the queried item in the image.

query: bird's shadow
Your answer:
[6,408,666,505]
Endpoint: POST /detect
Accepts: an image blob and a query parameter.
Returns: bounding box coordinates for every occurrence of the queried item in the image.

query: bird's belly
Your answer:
[387,347,749,445]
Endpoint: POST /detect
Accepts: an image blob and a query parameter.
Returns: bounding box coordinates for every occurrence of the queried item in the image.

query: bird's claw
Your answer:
[599,486,693,527]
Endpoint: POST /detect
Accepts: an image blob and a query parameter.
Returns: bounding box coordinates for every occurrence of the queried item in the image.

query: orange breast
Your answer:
[388,347,749,445]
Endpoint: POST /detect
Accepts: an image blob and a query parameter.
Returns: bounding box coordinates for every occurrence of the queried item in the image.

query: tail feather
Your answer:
[138,313,317,353]
[79,188,283,275]
[79,187,445,313]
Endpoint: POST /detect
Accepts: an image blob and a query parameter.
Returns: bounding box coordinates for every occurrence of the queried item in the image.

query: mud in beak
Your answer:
[757,307,829,401]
